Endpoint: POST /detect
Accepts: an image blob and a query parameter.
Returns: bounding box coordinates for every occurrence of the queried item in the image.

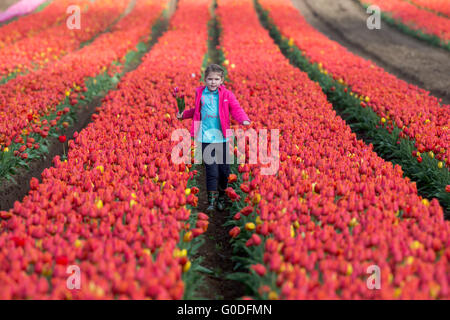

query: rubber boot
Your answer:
[217,187,228,211]
[206,191,219,213]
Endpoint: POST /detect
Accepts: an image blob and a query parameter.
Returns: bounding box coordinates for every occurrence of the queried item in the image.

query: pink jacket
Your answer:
[182,85,250,139]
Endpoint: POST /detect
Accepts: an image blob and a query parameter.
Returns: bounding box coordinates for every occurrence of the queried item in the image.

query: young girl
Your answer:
[176,64,251,213]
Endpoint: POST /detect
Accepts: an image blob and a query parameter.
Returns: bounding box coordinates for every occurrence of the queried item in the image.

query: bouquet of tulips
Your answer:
[172,87,185,117]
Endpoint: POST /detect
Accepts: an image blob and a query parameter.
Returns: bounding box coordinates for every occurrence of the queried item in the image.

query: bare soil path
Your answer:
[290,0,450,105]
[0,0,21,12]
[192,164,246,300]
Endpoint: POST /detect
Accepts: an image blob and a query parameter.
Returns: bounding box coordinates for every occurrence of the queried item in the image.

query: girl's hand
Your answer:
[176,111,184,120]
[242,121,250,126]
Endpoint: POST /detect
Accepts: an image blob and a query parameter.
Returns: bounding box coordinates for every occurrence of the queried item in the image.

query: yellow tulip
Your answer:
[430,284,440,299]
[74,239,83,248]
[96,199,103,209]
[252,193,261,204]
[349,217,358,227]
[410,240,421,250]
[346,264,353,276]
[268,291,278,300]
[183,231,193,242]
[183,260,191,272]
[245,222,256,231]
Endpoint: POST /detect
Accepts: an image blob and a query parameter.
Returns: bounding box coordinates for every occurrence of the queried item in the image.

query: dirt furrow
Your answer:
[0,0,21,12]
[291,0,450,105]
[191,164,246,300]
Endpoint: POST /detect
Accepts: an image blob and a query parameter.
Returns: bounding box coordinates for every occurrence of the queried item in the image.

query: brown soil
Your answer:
[191,164,247,300]
[290,0,450,105]
[0,0,20,12]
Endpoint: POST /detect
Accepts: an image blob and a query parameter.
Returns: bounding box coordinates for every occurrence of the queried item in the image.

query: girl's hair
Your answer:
[204,64,225,79]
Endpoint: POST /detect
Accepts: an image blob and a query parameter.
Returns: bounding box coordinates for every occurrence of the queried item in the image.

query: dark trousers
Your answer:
[202,141,231,192]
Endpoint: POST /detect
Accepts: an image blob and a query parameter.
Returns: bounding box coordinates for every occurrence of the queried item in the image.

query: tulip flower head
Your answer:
[172,87,185,114]
[58,135,67,159]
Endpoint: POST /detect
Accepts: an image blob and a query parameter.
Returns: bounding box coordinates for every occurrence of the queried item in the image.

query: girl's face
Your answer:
[205,72,224,92]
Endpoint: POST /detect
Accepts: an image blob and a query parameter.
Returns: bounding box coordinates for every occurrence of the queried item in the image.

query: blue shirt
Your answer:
[196,86,228,143]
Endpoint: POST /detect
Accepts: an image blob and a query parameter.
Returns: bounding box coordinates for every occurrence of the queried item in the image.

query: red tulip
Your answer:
[11,236,25,247]
[225,187,241,202]
[192,228,204,237]
[196,220,209,232]
[229,226,241,238]
[197,212,209,220]
[186,194,198,207]
[30,177,39,190]
[55,256,68,266]
[269,254,282,272]
[240,183,250,193]
[251,264,267,276]
[191,187,199,194]
[240,206,254,216]
[251,234,262,246]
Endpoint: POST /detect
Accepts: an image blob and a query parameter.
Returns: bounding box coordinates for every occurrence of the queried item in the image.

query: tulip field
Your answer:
[258,0,450,212]
[0,0,165,181]
[0,0,130,84]
[407,0,450,17]
[0,1,62,46]
[0,0,449,300]
[358,0,450,50]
